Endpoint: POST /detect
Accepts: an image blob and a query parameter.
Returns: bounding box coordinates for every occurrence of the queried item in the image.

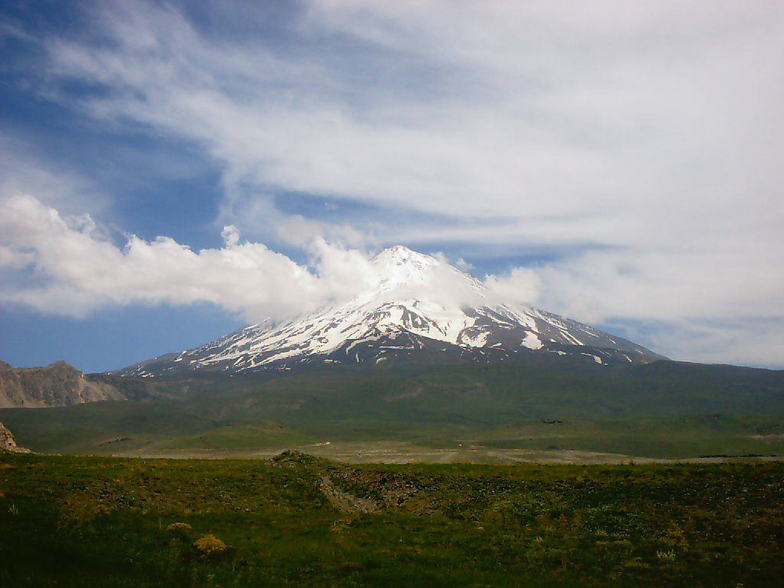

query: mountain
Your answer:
[116,246,664,377]
[0,360,125,408]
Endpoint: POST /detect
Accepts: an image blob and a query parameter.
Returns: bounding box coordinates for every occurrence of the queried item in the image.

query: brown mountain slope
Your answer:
[0,360,125,408]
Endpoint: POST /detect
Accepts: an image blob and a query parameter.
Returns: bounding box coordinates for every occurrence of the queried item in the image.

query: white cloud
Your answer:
[220,225,240,247]
[0,195,336,320]
[43,1,784,231]
[484,268,542,308]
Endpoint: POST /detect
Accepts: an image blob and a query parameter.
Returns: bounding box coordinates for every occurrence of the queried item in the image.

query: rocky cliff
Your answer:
[0,422,30,453]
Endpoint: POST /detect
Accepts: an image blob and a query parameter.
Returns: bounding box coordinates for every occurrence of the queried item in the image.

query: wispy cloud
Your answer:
[0,134,108,215]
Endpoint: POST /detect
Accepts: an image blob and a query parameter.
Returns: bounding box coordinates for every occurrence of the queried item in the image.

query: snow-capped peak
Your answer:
[116,245,665,377]
[369,246,441,289]
[365,246,483,303]
[372,245,437,268]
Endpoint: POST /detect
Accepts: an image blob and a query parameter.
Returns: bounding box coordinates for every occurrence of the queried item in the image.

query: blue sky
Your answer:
[1,1,782,371]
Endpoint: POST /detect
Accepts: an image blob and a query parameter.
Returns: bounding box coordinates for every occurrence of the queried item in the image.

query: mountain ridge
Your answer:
[0,360,126,408]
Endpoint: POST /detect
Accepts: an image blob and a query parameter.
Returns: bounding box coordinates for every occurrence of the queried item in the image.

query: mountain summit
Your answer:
[117,246,664,377]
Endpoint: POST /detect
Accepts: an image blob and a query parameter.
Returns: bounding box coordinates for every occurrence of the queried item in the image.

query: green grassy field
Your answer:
[1,452,783,586]
[4,406,784,461]
[2,361,784,460]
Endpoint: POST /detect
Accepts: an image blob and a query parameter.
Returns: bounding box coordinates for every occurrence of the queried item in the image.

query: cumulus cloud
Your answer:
[484,268,542,308]
[0,195,351,320]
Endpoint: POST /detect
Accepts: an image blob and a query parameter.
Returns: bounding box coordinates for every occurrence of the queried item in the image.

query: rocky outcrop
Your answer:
[0,360,125,408]
[0,422,30,453]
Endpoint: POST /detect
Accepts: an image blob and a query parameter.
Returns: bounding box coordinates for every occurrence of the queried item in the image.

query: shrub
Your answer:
[57,492,111,531]
[656,550,677,562]
[194,534,228,557]
[166,522,192,533]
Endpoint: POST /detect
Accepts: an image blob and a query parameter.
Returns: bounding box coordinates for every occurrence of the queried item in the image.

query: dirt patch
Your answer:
[319,475,380,514]
[751,434,784,443]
